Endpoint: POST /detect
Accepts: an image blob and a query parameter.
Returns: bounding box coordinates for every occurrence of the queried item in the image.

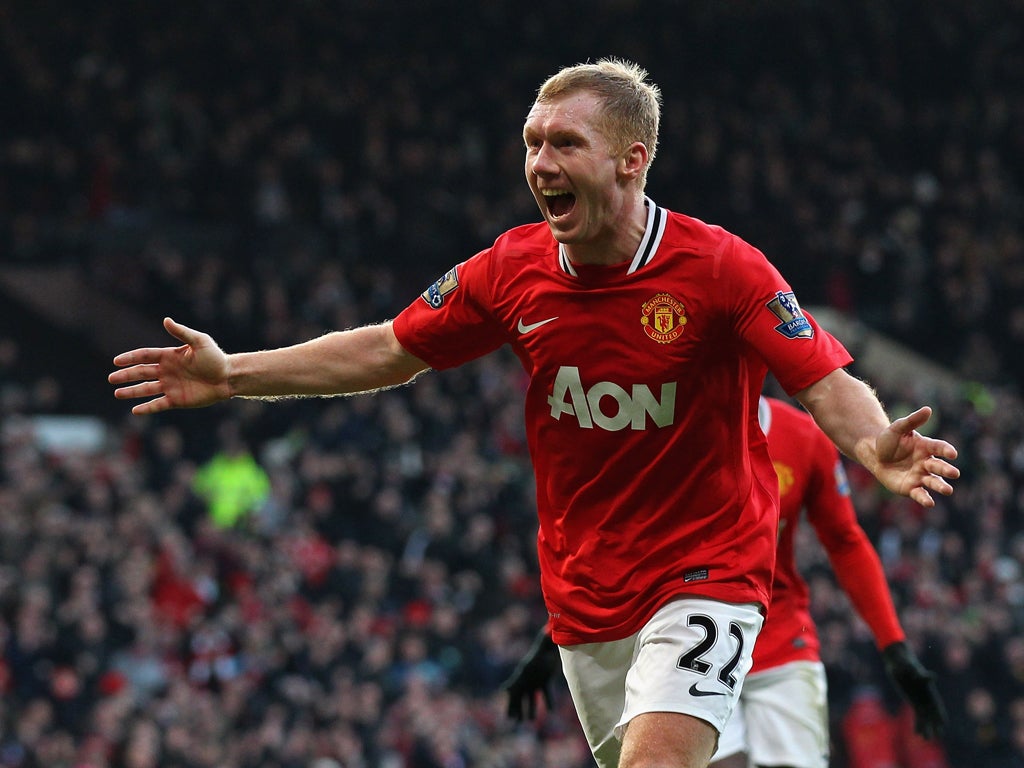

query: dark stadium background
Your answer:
[1,1,1022,766]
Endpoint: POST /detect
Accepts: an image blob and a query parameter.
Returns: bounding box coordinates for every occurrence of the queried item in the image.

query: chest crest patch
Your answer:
[641,293,687,344]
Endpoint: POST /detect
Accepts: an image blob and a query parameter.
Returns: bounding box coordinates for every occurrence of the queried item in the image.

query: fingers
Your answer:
[909,472,958,507]
[922,470,956,496]
[923,454,960,478]
[885,406,960,507]
[111,350,171,368]
[907,456,960,506]
[891,406,932,435]
[919,435,958,462]
[131,397,170,415]
[889,409,959,461]
[907,678,947,740]
[112,380,165,401]
[506,689,547,721]
[890,411,959,461]
[916,708,946,740]
[108,366,172,414]
[110,318,199,370]
[507,692,530,722]
[109,363,162,385]
[507,695,521,721]
[909,487,936,508]
[110,319,204,370]
[111,382,172,415]
[110,320,223,413]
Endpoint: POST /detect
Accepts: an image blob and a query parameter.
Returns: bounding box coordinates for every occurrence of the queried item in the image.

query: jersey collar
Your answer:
[557,197,667,277]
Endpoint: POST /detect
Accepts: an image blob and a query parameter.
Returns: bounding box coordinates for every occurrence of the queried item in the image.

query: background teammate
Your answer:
[504,395,949,767]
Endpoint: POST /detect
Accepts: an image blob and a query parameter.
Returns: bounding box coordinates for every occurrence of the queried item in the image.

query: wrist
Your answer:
[882,640,908,661]
[853,432,883,475]
[228,351,271,398]
[224,354,238,398]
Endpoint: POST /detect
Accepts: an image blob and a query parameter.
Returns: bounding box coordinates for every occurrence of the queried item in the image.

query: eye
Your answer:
[556,134,586,150]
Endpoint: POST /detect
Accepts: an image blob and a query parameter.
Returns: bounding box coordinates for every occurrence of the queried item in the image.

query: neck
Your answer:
[563,195,649,266]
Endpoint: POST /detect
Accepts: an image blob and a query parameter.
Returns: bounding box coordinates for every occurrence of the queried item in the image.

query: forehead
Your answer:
[523,91,604,136]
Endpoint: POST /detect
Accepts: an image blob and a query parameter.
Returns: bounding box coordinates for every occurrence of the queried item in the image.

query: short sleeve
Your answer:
[725,237,853,394]
[392,249,509,370]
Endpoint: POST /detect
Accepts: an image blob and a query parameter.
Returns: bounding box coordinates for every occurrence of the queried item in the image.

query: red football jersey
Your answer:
[753,396,905,670]
[393,200,852,644]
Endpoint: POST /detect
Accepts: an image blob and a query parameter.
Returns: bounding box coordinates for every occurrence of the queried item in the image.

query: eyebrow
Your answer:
[522,124,589,145]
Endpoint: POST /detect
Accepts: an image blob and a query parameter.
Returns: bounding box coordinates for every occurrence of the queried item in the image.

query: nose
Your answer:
[529,143,558,176]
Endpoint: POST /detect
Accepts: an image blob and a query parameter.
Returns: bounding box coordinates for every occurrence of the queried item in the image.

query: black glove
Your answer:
[882,641,948,740]
[502,630,561,721]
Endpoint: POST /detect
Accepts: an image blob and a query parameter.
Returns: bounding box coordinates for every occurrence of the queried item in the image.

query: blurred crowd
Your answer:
[1,1,1023,766]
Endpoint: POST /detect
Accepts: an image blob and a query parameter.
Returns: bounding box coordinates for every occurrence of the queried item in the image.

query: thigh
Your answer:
[560,599,764,768]
[712,696,748,763]
[559,635,636,768]
[742,661,829,768]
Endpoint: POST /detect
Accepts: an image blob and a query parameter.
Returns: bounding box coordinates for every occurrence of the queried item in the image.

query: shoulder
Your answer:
[660,210,745,255]
[492,222,554,256]
[462,222,553,276]
[657,209,767,281]
[454,222,553,284]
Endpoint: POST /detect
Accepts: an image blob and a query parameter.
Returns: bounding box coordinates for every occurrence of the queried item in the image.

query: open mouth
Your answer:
[541,189,576,219]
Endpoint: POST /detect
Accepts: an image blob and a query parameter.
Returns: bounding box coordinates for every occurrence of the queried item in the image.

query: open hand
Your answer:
[874,407,959,507]
[108,317,232,414]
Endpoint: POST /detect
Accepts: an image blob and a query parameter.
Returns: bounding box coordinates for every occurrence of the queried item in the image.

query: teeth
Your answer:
[541,189,571,197]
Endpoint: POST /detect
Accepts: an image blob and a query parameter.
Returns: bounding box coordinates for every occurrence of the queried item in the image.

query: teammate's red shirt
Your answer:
[753,396,904,671]
[393,200,852,644]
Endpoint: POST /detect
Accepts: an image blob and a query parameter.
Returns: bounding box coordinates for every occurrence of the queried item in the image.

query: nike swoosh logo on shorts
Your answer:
[688,682,726,697]
[517,316,559,334]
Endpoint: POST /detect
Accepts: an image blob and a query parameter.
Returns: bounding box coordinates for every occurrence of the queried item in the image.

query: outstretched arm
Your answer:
[109,317,430,415]
[795,368,959,507]
[808,456,947,740]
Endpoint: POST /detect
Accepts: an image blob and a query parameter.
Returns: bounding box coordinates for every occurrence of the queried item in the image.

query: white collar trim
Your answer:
[558,197,666,276]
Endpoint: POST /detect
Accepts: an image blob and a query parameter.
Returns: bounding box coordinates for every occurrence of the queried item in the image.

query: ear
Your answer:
[618,142,649,183]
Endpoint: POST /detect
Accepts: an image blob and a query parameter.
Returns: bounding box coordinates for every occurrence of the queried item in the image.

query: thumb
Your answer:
[890,406,932,436]
[876,406,934,467]
[163,317,205,346]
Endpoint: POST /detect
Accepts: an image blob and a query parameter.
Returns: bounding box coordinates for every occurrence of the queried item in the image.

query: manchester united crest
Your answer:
[641,293,687,343]
[773,461,795,497]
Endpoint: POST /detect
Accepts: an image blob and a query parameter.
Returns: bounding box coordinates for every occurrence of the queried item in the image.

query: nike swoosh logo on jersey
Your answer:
[688,682,726,697]
[517,316,559,334]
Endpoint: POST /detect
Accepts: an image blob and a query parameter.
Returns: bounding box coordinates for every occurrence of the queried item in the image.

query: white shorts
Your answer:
[558,598,764,768]
[713,660,830,768]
